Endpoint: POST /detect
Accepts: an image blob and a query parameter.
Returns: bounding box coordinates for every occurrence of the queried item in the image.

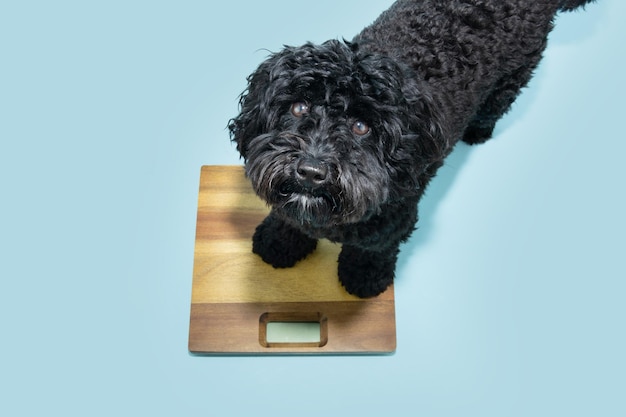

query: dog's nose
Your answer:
[295,158,329,189]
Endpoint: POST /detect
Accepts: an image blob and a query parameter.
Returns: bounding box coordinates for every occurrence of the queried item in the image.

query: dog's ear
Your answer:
[402,76,448,169]
[228,51,289,159]
[387,75,449,193]
[355,47,447,188]
[350,43,447,168]
[228,58,272,159]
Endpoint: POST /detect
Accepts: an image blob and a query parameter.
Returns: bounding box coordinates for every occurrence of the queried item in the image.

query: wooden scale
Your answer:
[188,166,396,354]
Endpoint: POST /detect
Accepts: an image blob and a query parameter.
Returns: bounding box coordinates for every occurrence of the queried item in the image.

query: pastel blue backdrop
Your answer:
[1,1,624,416]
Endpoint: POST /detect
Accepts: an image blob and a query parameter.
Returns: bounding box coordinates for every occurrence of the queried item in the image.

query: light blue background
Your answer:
[1,1,624,416]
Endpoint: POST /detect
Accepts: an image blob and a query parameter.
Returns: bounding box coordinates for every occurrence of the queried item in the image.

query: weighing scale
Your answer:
[188,166,396,354]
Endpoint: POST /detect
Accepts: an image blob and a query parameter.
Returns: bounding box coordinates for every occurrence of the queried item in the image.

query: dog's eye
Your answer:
[290,102,310,117]
[352,120,370,136]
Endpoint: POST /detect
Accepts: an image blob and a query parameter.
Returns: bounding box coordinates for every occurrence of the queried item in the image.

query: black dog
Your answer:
[229,0,594,298]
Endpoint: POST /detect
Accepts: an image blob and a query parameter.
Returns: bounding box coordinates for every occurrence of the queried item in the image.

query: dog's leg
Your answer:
[463,58,543,145]
[462,112,500,145]
[337,244,398,298]
[252,211,317,268]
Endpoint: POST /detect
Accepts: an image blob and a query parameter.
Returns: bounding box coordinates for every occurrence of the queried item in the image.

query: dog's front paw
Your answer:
[252,215,317,268]
[337,245,397,298]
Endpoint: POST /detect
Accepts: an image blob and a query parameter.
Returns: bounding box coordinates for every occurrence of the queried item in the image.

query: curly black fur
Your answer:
[229,0,594,298]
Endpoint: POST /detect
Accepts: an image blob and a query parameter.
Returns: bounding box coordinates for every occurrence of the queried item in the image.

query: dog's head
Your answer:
[229,40,446,228]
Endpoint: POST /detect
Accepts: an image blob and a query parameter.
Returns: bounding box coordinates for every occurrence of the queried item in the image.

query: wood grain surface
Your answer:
[188,166,396,354]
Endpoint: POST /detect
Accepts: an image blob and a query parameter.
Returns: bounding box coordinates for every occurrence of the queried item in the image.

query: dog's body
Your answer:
[229,0,594,297]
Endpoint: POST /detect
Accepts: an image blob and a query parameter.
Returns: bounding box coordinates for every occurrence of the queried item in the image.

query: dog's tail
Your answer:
[558,0,595,12]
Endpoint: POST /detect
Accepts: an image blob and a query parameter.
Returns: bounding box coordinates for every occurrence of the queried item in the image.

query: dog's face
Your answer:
[230,40,445,228]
